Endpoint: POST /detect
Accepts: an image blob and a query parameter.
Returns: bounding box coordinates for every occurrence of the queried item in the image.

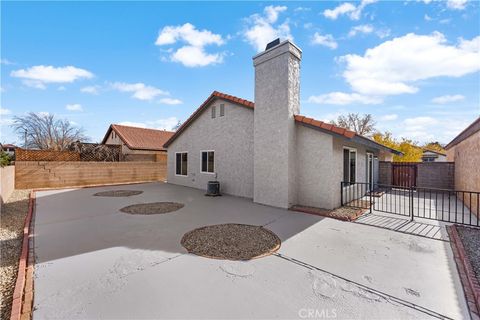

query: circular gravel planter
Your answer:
[120,202,184,215]
[181,224,281,260]
[94,190,143,197]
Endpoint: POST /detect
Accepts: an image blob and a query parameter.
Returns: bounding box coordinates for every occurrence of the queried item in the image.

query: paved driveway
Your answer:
[33,182,468,319]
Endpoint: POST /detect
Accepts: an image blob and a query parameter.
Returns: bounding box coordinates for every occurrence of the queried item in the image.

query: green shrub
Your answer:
[0,151,12,167]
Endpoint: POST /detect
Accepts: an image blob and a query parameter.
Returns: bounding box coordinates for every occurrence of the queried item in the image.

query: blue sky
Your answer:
[1,0,479,145]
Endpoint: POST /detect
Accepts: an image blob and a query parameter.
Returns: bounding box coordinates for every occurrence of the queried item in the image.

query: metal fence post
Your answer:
[409,186,414,222]
[340,182,344,206]
[369,183,373,213]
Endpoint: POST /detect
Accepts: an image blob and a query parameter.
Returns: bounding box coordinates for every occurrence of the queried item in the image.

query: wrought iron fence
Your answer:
[341,181,480,227]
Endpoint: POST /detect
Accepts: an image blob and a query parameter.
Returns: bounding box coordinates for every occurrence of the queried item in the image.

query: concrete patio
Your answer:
[33,182,469,319]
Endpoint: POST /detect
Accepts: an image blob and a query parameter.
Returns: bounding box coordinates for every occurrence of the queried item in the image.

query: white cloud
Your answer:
[111,82,168,101]
[119,117,180,131]
[10,65,93,89]
[447,0,467,10]
[311,33,338,49]
[348,25,374,37]
[243,6,292,52]
[379,114,398,121]
[307,92,382,105]
[158,98,183,105]
[0,107,12,115]
[404,116,439,131]
[340,32,480,96]
[65,104,83,112]
[424,14,432,21]
[81,85,100,95]
[155,23,225,67]
[57,86,66,91]
[118,121,148,128]
[431,94,465,104]
[323,0,377,20]
[147,117,180,131]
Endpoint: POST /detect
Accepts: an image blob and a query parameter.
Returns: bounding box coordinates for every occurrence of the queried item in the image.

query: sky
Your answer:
[1,0,479,146]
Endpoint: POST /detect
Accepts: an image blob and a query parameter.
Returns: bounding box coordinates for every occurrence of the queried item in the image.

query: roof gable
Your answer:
[102,124,174,151]
[445,117,480,150]
[163,91,254,148]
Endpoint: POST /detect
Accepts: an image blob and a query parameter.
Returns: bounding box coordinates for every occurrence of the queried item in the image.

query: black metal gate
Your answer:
[341,182,480,227]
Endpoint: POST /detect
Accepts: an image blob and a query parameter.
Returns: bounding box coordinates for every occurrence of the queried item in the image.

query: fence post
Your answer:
[409,186,414,222]
[340,182,344,206]
[369,182,373,213]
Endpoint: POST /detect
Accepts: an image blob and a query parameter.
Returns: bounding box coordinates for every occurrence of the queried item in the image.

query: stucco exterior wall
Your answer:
[295,125,335,209]
[1,165,15,205]
[451,131,480,215]
[253,41,302,209]
[167,99,254,198]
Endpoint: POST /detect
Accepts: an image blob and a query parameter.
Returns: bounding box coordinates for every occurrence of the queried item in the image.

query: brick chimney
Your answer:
[252,39,302,208]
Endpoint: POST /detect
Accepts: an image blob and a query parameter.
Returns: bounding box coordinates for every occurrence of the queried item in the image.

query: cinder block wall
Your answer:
[15,161,166,189]
[416,162,454,189]
[1,165,15,204]
[378,161,454,190]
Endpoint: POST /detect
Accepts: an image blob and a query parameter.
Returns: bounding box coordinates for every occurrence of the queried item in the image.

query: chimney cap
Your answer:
[265,38,280,51]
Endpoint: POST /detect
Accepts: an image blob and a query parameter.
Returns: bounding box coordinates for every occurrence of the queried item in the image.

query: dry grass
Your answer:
[93,190,143,197]
[0,189,31,320]
[181,224,281,260]
[120,202,184,215]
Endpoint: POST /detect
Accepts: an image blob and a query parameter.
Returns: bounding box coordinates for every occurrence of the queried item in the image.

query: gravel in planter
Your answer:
[94,190,143,197]
[181,224,281,260]
[119,202,184,215]
[457,226,480,282]
[0,189,31,320]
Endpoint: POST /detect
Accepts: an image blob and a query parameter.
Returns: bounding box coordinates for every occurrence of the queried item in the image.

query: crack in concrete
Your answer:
[273,252,452,320]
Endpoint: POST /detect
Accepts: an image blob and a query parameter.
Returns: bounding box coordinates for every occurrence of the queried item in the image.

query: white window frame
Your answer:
[200,150,215,174]
[219,104,225,117]
[343,147,357,185]
[211,105,216,118]
[175,151,188,176]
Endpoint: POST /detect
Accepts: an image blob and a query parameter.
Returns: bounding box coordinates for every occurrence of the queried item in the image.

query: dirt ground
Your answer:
[0,190,30,320]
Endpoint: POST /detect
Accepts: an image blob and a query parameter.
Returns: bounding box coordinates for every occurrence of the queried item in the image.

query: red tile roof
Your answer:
[102,124,174,151]
[163,91,397,154]
[163,91,254,147]
[294,115,356,138]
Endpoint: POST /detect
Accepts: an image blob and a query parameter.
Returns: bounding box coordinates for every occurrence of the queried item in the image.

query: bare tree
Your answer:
[331,113,376,136]
[12,112,88,150]
[172,120,182,131]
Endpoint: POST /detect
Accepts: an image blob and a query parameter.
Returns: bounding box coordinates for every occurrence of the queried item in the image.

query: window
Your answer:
[220,104,225,117]
[175,152,188,176]
[211,105,216,118]
[343,148,356,185]
[201,151,215,173]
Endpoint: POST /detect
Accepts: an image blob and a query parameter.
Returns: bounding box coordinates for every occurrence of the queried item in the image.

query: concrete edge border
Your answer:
[447,225,480,319]
[10,191,35,320]
[29,179,165,191]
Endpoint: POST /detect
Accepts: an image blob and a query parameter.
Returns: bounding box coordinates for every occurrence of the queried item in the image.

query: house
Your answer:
[445,117,480,215]
[101,124,174,162]
[163,40,400,210]
[422,149,447,162]
[0,144,17,158]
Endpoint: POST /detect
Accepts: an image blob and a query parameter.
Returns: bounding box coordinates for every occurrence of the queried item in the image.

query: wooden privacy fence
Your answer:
[15,161,167,189]
[16,149,80,161]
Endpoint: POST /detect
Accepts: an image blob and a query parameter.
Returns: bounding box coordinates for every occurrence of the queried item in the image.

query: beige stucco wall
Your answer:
[450,131,480,215]
[167,99,254,198]
[295,125,335,209]
[0,165,15,204]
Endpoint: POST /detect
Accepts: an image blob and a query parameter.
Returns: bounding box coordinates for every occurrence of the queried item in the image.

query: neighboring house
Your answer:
[422,149,447,162]
[1,144,17,158]
[102,124,174,162]
[445,117,480,200]
[163,40,399,210]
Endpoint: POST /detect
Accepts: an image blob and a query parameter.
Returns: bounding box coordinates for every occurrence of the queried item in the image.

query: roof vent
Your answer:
[265,38,280,51]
